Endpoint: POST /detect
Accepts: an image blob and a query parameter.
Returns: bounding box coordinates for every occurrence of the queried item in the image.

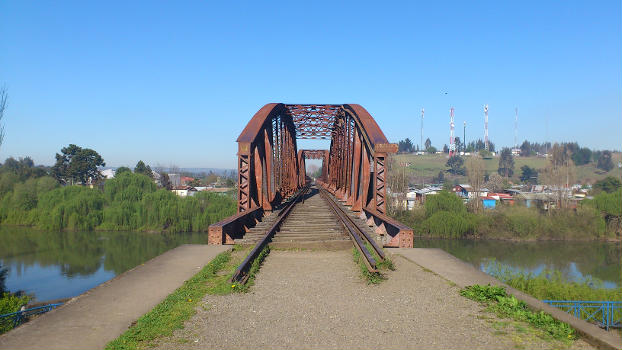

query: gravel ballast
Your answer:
[154,250,594,350]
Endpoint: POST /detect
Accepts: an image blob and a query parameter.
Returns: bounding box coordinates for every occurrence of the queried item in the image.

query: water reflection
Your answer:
[416,239,622,288]
[0,227,207,301]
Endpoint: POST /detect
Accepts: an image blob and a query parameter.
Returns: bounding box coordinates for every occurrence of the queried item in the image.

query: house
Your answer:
[101,169,116,179]
[482,197,497,209]
[181,176,195,185]
[171,186,197,197]
[406,186,442,209]
[453,184,489,200]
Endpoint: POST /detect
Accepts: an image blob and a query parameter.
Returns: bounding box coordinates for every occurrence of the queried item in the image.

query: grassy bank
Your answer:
[392,153,622,184]
[106,245,254,350]
[391,190,621,241]
[460,284,577,347]
[0,172,236,233]
[486,262,622,302]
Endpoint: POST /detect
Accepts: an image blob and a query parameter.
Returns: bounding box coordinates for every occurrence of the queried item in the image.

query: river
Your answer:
[0,227,207,301]
[416,239,622,289]
[2,229,620,302]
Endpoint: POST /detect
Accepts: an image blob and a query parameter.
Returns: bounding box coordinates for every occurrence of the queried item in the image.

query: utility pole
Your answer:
[484,104,489,152]
[463,121,466,153]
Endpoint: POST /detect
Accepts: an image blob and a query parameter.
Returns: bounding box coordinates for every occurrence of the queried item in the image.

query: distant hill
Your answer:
[393,153,622,185]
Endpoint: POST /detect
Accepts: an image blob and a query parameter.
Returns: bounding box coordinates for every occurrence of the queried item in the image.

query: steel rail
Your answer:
[318,186,385,261]
[318,187,379,273]
[231,184,310,284]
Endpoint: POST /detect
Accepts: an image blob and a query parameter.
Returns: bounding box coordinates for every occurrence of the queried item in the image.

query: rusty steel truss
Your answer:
[208,103,413,248]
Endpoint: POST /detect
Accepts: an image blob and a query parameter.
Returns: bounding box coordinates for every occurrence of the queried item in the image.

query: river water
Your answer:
[416,239,622,289]
[0,227,207,301]
[1,228,620,302]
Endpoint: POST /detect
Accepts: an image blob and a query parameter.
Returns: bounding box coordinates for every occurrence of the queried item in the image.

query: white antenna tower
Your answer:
[449,107,455,156]
[421,108,424,152]
[484,104,489,151]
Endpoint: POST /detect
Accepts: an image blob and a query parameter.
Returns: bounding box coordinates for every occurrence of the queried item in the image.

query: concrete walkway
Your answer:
[389,248,622,350]
[0,244,230,350]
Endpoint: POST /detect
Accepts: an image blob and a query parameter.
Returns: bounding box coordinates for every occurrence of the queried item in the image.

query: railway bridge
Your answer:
[208,103,413,254]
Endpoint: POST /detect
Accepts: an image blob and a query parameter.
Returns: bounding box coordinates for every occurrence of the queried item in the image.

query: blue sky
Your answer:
[1,1,620,169]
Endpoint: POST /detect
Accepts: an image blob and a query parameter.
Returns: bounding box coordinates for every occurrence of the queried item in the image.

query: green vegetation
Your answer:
[393,189,618,240]
[106,245,257,350]
[0,170,236,233]
[460,284,576,343]
[593,176,622,194]
[486,262,622,302]
[392,152,622,185]
[351,243,394,284]
[105,250,232,350]
[0,293,31,333]
[51,144,106,185]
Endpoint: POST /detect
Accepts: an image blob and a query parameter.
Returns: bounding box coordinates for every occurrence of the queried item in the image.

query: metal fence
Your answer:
[0,303,63,332]
[542,300,622,330]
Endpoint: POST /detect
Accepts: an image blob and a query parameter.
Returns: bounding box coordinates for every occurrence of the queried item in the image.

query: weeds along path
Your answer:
[153,250,594,350]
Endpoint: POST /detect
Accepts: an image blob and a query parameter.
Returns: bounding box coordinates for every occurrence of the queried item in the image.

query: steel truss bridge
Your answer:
[208,103,413,248]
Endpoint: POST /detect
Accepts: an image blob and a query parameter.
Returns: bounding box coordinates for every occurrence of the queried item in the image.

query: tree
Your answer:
[398,138,413,153]
[134,160,153,178]
[571,147,592,166]
[485,173,505,192]
[593,176,622,194]
[520,140,532,156]
[597,151,614,172]
[543,143,575,209]
[446,155,465,175]
[116,166,131,175]
[497,148,514,178]
[426,146,437,154]
[454,137,462,152]
[443,144,449,153]
[51,144,105,185]
[434,170,445,184]
[519,165,538,184]
[466,155,485,211]
[425,138,432,151]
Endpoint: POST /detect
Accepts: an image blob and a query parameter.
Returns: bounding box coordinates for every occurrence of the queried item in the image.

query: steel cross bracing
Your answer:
[208,103,413,248]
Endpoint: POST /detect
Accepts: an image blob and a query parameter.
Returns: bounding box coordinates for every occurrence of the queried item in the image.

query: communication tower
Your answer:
[449,107,455,156]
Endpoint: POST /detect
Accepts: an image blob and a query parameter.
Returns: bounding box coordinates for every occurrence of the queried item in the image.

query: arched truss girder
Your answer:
[235,103,398,215]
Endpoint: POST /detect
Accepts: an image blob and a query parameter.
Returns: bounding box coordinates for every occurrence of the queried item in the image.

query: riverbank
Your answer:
[390,190,622,241]
[0,244,230,349]
[0,172,236,233]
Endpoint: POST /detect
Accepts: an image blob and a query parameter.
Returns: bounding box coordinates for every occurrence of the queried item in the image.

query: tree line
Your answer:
[0,146,237,233]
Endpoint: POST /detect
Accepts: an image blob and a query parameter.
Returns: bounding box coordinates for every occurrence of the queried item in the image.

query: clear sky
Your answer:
[1,1,620,169]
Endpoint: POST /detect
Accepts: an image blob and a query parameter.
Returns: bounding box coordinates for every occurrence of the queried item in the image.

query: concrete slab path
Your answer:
[389,248,622,350]
[0,244,230,350]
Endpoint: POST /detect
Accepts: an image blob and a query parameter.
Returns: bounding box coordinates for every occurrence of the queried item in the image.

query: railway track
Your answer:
[231,183,384,284]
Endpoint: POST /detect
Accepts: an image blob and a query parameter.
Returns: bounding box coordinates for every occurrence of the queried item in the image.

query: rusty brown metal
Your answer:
[209,103,411,247]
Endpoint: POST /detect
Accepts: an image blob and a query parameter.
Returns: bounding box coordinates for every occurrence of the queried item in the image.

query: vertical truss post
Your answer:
[348,127,361,208]
[373,152,387,214]
[237,142,251,213]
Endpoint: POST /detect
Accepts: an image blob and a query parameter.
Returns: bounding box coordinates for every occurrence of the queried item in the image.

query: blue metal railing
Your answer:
[542,300,622,330]
[0,303,63,331]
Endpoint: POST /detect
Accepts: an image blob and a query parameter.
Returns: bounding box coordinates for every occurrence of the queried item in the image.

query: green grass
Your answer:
[351,242,394,284]
[486,261,622,302]
[105,245,257,350]
[460,284,576,345]
[392,153,622,184]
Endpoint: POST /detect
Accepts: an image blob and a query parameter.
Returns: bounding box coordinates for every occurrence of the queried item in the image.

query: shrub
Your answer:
[424,191,465,217]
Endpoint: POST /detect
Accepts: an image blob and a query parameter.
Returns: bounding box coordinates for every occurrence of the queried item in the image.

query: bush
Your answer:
[424,191,465,217]
[422,211,476,238]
